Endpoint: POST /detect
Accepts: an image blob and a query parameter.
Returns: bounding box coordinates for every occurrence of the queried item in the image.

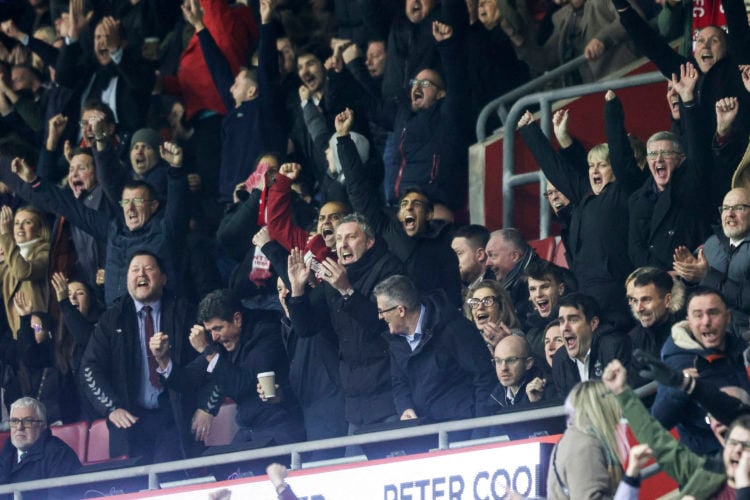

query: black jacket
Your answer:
[338,134,462,307]
[627,102,711,270]
[551,324,632,398]
[287,239,403,425]
[387,291,496,422]
[0,429,80,493]
[80,293,195,457]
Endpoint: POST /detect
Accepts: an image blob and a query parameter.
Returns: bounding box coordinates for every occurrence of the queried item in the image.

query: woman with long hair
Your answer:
[547,380,626,499]
[0,205,50,338]
[466,279,523,351]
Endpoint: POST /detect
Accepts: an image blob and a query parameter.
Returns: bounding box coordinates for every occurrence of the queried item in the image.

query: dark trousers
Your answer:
[130,405,182,464]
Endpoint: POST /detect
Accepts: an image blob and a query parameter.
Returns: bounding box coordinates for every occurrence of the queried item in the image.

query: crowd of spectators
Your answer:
[1,0,750,496]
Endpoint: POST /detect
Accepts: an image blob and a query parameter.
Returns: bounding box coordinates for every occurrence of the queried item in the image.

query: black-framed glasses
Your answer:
[9,417,43,428]
[118,198,153,207]
[492,356,524,367]
[466,296,497,309]
[408,78,440,90]
[377,305,399,315]
[718,204,750,214]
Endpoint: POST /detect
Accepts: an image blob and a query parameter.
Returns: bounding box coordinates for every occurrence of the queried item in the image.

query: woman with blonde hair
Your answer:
[547,380,626,499]
[0,205,50,337]
[466,279,523,351]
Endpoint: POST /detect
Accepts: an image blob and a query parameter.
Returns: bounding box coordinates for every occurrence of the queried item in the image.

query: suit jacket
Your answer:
[80,293,195,457]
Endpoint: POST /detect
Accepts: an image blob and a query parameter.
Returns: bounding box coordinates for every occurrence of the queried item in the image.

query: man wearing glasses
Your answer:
[7,141,189,305]
[490,336,546,411]
[374,275,494,423]
[0,397,80,485]
[627,65,712,272]
[674,187,750,335]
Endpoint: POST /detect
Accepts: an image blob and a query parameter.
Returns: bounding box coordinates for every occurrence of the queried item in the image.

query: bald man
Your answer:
[489,336,545,411]
[674,187,750,334]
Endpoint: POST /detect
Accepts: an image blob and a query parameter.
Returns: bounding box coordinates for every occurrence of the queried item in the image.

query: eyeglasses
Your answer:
[718,204,750,214]
[646,150,680,159]
[118,198,153,207]
[408,78,440,90]
[377,305,399,315]
[492,356,524,367]
[543,189,560,199]
[466,296,497,309]
[9,417,43,428]
[727,438,750,450]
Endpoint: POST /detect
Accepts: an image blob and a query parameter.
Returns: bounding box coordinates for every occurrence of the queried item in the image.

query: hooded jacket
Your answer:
[652,320,750,455]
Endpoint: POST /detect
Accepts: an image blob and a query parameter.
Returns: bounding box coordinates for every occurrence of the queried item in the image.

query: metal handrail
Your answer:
[501,71,666,236]
[0,381,659,498]
[475,55,589,141]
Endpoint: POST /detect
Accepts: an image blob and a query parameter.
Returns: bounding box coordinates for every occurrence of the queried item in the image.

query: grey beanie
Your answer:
[130,128,161,152]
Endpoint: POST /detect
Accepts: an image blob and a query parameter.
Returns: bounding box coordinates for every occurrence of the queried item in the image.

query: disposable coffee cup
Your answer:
[257,371,276,398]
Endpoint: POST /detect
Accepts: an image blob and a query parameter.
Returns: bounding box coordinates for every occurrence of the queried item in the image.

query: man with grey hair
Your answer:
[673,187,750,334]
[485,227,540,323]
[627,66,712,272]
[374,275,495,422]
[287,212,403,433]
[0,397,80,485]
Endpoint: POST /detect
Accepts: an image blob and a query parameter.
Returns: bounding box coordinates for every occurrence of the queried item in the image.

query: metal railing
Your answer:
[475,54,589,142]
[501,71,666,236]
[0,381,658,499]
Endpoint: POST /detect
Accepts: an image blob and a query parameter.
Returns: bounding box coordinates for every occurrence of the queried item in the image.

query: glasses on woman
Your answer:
[466,296,497,309]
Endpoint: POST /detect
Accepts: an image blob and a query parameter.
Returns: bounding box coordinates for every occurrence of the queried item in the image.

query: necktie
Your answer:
[143,305,161,389]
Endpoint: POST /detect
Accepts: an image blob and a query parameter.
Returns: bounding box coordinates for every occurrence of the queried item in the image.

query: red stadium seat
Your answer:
[51,421,88,463]
[204,401,239,446]
[552,238,569,269]
[529,236,556,262]
[0,431,9,450]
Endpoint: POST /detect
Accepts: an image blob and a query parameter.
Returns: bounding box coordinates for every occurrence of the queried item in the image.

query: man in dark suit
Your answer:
[80,251,195,463]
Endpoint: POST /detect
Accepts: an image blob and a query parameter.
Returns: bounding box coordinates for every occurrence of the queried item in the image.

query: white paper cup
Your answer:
[257,371,276,398]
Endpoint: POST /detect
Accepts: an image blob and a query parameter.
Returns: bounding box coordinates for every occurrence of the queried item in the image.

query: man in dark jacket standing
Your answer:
[287,214,402,433]
[0,397,80,485]
[335,108,462,307]
[81,251,195,463]
[374,275,495,422]
[152,289,304,447]
[552,293,632,398]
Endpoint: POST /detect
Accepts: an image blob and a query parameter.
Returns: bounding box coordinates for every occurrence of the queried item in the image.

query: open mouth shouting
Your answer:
[535,297,551,316]
[411,87,424,108]
[302,72,319,91]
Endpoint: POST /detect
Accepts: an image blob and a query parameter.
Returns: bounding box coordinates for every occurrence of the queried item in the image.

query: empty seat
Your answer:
[529,236,556,262]
[51,421,88,463]
[204,401,239,446]
[86,418,116,464]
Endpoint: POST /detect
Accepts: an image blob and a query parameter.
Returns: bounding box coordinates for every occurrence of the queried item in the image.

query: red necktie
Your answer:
[143,305,161,389]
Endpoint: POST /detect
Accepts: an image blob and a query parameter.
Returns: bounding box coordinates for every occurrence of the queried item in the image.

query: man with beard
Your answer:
[286,214,402,435]
[451,224,492,298]
[334,108,461,307]
[266,162,350,253]
[651,287,750,455]
[674,187,750,335]
[81,252,195,463]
